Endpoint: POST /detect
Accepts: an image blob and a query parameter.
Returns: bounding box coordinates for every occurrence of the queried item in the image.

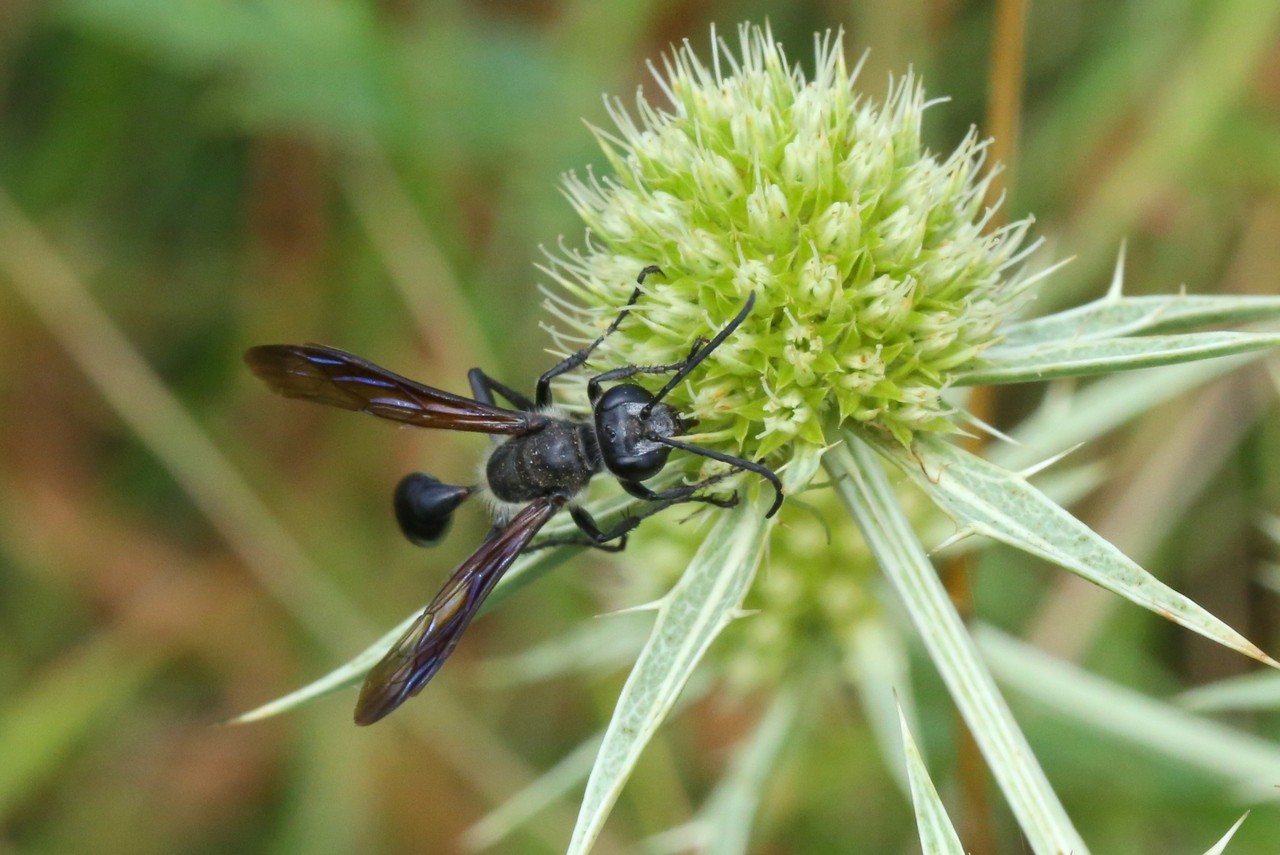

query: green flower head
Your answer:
[542,23,1037,472]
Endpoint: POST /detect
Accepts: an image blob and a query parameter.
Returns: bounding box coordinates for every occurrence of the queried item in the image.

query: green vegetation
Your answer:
[2,2,1279,853]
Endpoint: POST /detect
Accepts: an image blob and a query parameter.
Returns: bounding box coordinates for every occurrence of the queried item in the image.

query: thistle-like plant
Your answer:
[238,23,1280,854]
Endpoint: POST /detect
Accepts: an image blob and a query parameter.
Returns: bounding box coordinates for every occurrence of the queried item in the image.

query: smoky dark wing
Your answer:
[245,344,535,434]
[353,495,565,725]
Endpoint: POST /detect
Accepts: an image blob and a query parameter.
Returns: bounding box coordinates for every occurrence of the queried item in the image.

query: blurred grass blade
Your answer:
[827,437,1088,855]
[897,703,964,855]
[0,187,370,649]
[337,155,494,372]
[478,612,649,687]
[462,732,603,853]
[699,676,806,855]
[1256,512,1280,550]
[958,330,1280,385]
[1036,0,1280,303]
[1262,564,1280,596]
[996,293,1280,349]
[1178,672,1280,713]
[844,608,917,797]
[465,675,714,852]
[567,498,774,855]
[976,626,1280,801]
[1203,814,1249,855]
[871,431,1276,667]
[0,637,159,818]
[266,706,372,855]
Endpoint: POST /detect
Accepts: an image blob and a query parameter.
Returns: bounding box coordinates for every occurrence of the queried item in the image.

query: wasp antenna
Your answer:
[645,292,757,413]
[653,434,783,518]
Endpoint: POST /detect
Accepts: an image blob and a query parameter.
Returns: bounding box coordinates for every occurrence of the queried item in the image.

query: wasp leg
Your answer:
[525,505,631,553]
[524,472,740,554]
[618,475,738,509]
[651,435,783,518]
[577,476,742,543]
[585,338,708,404]
[534,265,663,407]
[468,369,536,411]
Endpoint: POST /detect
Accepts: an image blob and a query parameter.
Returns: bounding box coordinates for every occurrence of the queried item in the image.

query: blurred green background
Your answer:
[2,0,1279,852]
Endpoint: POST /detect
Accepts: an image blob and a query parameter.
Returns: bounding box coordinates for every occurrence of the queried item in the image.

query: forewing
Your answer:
[353,495,565,725]
[245,344,533,434]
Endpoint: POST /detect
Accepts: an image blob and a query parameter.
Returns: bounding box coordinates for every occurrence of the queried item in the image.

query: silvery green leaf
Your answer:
[1178,672,1280,713]
[990,353,1260,472]
[976,626,1280,801]
[567,498,774,855]
[827,437,1088,855]
[871,431,1275,667]
[461,732,602,853]
[898,704,964,855]
[958,330,1280,386]
[1203,814,1249,855]
[997,293,1280,349]
[477,612,649,687]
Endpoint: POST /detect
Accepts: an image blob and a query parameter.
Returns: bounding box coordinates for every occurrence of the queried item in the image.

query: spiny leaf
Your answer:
[977,626,1280,799]
[567,498,774,855]
[959,330,1280,385]
[871,431,1276,668]
[898,704,964,855]
[997,293,1280,349]
[827,437,1088,855]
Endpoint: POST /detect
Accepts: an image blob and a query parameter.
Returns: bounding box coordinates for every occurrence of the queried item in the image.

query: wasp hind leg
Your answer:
[468,369,536,411]
[524,505,631,554]
[524,472,740,554]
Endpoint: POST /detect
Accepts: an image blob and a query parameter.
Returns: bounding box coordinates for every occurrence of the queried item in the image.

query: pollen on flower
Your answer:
[541,21,1039,495]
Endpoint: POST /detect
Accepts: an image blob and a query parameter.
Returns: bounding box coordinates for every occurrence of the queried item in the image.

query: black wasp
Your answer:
[245,267,783,725]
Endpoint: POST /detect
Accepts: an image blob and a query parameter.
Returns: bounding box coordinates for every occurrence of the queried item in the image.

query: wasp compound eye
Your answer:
[393,473,473,547]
